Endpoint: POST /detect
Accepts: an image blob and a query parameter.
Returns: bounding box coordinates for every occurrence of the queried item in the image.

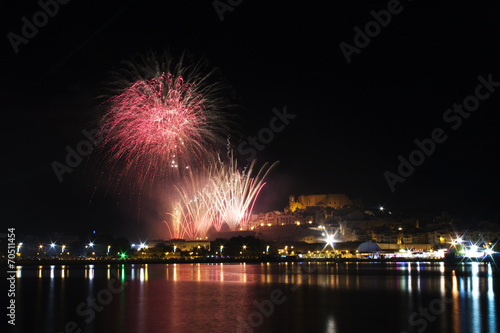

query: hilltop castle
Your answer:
[289,194,352,212]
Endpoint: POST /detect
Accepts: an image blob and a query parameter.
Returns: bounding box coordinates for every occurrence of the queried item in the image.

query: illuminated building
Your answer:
[289,194,352,212]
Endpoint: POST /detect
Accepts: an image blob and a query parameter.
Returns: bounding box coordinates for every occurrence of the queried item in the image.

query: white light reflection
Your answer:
[471,262,479,297]
[459,273,465,294]
[139,265,149,282]
[50,265,55,279]
[88,265,94,280]
[487,264,494,296]
[408,264,412,293]
[487,264,497,333]
[16,266,21,278]
[439,262,445,297]
[326,315,337,333]
[471,262,481,333]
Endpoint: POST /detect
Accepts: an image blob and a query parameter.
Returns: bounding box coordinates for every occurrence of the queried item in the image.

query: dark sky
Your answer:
[3,0,500,239]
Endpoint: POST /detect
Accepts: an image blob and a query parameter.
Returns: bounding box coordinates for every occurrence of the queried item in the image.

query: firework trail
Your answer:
[210,154,276,230]
[167,169,216,240]
[166,153,278,240]
[98,51,229,191]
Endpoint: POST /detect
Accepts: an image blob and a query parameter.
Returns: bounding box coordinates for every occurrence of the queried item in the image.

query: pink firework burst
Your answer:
[99,53,228,191]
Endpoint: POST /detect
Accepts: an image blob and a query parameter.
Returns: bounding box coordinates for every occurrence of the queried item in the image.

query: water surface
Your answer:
[11,261,499,333]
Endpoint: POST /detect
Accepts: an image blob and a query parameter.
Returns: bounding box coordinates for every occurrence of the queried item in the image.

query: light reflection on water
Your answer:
[488,265,496,333]
[13,262,499,333]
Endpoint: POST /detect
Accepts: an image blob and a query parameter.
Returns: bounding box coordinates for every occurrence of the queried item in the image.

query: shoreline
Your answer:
[5,257,495,266]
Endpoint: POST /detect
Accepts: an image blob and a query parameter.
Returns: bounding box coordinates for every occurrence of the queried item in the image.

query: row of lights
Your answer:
[26,242,111,253]
[132,243,180,253]
[255,220,314,227]
[450,237,495,258]
[16,242,99,256]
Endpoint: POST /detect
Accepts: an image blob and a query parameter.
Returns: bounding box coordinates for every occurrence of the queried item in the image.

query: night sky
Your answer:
[3,0,500,239]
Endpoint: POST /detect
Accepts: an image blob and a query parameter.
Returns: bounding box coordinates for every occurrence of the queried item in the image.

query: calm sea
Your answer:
[8,261,499,333]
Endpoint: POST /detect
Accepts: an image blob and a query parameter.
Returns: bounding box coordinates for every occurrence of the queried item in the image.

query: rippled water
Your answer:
[10,262,499,333]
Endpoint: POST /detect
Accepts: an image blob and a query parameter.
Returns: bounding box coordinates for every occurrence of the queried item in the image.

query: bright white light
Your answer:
[50,243,55,248]
[465,245,483,258]
[379,206,384,211]
[89,242,94,247]
[326,234,335,244]
[323,231,336,250]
